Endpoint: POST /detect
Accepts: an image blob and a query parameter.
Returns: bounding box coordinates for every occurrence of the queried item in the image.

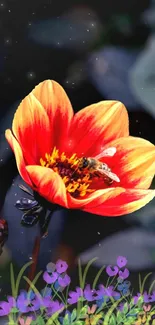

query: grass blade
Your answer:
[82,257,98,289]
[141,272,152,293]
[78,258,83,289]
[92,265,105,289]
[15,261,33,297]
[10,263,16,297]
[138,273,142,294]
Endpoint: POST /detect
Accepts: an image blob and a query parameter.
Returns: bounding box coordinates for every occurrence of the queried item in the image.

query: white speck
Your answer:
[15,193,17,196]
[82,41,85,43]
[87,29,90,32]
[99,243,101,247]
[8,9,11,12]
[29,256,32,260]
[21,231,23,234]
[0,159,3,162]
[27,71,36,80]
[69,38,72,41]
[95,57,98,61]
[97,232,100,235]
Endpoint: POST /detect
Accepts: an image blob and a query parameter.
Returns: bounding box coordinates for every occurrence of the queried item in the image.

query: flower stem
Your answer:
[26,235,41,291]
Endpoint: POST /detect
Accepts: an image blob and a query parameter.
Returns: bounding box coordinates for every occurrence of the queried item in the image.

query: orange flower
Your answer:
[5,80,155,216]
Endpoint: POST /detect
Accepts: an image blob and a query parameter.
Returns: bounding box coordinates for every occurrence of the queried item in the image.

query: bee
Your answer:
[78,147,120,185]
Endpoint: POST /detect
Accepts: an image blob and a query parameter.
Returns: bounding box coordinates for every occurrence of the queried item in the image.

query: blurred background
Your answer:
[0,0,155,305]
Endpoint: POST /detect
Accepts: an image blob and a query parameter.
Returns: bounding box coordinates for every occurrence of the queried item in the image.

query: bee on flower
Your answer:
[5,79,155,229]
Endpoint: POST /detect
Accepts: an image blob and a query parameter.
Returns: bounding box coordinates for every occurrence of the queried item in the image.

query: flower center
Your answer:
[40,147,118,197]
[40,147,97,197]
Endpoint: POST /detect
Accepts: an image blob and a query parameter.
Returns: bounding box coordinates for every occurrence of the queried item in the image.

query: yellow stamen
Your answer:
[40,147,95,198]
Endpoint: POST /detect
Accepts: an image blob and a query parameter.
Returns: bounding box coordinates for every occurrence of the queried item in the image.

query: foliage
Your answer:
[0,256,155,324]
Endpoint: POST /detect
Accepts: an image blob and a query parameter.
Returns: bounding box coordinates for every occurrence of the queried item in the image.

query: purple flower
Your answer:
[67,287,83,305]
[133,293,142,304]
[106,265,119,277]
[119,268,129,279]
[117,303,124,312]
[143,291,155,303]
[104,286,120,300]
[117,256,127,268]
[46,300,64,317]
[41,287,52,297]
[95,285,106,300]
[0,296,15,316]
[84,285,98,302]
[16,290,41,313]
[43,271,58,284]
[55,260,68,274]
[117,280,131,296]
[58,274,71,288]
[46,262,56,273]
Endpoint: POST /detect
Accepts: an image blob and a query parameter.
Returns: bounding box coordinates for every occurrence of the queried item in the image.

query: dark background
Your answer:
[0,0,155,300]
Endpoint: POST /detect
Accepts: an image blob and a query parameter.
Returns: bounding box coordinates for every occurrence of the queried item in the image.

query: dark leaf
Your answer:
[15,197,39,211]
[21,210,39,227]
[18,184,33,196]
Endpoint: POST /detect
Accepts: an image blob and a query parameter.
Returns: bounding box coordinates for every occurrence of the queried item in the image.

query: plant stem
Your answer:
[26,235,41,291]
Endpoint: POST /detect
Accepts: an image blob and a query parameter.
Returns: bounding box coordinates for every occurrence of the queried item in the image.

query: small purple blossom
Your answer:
[43,271,58,284]
[16,290,41,313]
[58,274,71,288]
[0,296,15,316]
[41,287,52,297]
[67,287,83,305]
[84,285,98,301]
[119,268,129,280]
[106,265,118,277]
[56,260,68,274]
[133,293,142,304]
[117,256,127,268]
[117,280,131,296]
[46,300,64,317]
[143,291,155,303]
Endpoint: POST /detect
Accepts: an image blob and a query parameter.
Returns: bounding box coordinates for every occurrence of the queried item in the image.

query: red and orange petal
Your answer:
[66,101,129,157]
[100,136,155,190]
[31,80,74,153]
[26,165,68,208]
[82,188,155,217]
[8,80,74,165]
[5,129,33,187]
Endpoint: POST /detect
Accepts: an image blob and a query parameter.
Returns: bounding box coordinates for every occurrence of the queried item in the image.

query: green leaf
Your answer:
[122,302,128,314]
[123,318,136,325]
[46,309,64,325]
[71,309,77,322]
[36,316,46,325]
[109,314,116,325]
[116,310,123,322]
[79,305,88,316]
[128,308,140,315]
[63,313,70,325]
[137,296,144,307]
[73,322,83,325]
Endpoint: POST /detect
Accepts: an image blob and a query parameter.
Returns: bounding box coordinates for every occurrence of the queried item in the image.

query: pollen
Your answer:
[40,147,94,197]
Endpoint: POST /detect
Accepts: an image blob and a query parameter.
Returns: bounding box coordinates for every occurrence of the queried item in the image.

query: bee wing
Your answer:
[94,147,116,160]
[96,168,120,182]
